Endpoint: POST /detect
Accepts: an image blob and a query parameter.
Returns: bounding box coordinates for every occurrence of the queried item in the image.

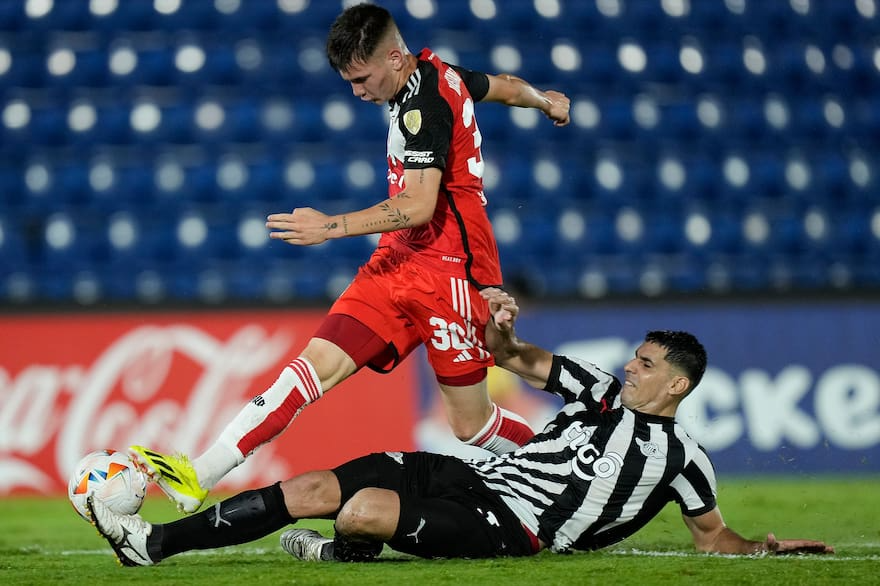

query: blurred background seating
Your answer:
[0,0,877,306]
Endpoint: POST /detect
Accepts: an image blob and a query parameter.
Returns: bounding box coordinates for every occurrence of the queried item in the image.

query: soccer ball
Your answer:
[68,449,147,522]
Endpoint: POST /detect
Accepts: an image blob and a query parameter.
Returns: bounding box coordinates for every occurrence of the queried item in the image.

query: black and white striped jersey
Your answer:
[466,354,718,553]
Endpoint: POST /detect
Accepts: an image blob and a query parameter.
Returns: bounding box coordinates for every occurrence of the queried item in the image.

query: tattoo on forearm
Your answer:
[363,201,412,230]
[324,221,338,231]
[342,215,349,235]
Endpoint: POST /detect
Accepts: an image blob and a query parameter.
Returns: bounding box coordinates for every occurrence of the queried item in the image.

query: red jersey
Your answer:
[380,49,502,288]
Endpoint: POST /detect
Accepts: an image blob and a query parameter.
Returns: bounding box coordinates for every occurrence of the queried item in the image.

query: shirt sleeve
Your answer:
[544,355,622,410]
[398,90,453,171]
[669,446,718,517]
[448,63,490,102]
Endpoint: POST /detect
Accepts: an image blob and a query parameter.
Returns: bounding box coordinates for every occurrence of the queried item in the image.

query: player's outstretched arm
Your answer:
[483,73,570,126]
[682,508,834,555]
[480,287,553,389]
[266,168,442,245]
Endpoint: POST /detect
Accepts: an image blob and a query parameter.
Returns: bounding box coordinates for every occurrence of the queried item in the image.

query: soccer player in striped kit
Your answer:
[88,288,833,565]
[128,3,571,513]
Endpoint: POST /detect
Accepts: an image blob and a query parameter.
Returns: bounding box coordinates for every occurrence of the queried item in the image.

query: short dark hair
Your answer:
[326,3,396,73]
[645,330,707,391]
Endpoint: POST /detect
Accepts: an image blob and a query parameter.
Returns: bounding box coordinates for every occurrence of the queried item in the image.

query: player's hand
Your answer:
[266,208,335,246]
[480,287,518,331]
[543,90,570,126]
[765,533,835,555]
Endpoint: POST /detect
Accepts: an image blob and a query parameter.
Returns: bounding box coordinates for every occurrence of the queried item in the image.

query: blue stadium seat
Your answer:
[657,100,702,142]
[643,42,686,84]
[226,261,272,301]
[153,1,219,31]
[748,152,787,199]
[36,210,101,269]
[88,1,157,33]
[686,2,738,37]
[179,43,242,87]
[54,163,91,205]
[91,103,134,144]
[701,43,750,91]
[809,151,849,201]
[597,97,638,141]
[831,204,874,255]
[554,205,617,257]
[55,46,110,89]
[627,1,681,41]
[182,161,221,203]
[775,42,827,95]
[246,159,285,203]
[484,153,530,202]
[154,101,195,144]
[576,43,619,88]
[0,48,46,88]
[204,100,262,143]
[214,0,282,32]
[133,47,177,86]
[739,2,799,39]
[0,213,28,270]
[28,105,69,147]
[0,166,23,208]
[723,98,769,145]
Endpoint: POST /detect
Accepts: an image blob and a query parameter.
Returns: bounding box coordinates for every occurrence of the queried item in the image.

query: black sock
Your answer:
[155,482,295,560]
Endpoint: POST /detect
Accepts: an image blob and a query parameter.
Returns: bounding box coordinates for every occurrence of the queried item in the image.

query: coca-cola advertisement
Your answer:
[0,310,418,495]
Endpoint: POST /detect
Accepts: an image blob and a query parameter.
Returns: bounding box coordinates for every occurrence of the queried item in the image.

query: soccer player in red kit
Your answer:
[129,2,571,513]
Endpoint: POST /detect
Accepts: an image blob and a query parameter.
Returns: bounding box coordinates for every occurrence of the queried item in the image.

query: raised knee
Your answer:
[335,488,398,541]
[336,489,378,532]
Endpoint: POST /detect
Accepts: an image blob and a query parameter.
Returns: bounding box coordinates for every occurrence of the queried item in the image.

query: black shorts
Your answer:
[332,451,536,559]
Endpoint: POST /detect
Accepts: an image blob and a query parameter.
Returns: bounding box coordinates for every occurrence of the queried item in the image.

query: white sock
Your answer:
[192,358,323,489]
[464,403,534,455]
[192,441,241,491]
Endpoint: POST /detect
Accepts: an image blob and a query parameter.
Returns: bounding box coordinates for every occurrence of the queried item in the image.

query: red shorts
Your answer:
[321,247,495,381]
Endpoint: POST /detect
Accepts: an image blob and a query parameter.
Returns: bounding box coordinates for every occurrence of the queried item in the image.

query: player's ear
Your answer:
[668,374,690,397]
[387,47,406,71]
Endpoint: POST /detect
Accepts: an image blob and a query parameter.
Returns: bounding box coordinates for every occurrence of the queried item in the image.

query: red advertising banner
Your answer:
[0,309,418,495]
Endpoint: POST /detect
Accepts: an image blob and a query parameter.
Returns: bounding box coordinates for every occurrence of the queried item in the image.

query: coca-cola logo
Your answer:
[0,323,294,494]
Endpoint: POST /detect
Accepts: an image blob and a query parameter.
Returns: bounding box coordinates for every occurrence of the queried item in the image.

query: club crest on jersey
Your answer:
[636,437,665,459]
[403,109,422,134]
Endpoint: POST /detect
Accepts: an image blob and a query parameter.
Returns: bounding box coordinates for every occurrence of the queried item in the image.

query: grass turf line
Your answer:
[2,475,876,585]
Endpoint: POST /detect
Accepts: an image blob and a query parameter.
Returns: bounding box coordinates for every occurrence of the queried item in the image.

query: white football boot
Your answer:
[86,495,155,566]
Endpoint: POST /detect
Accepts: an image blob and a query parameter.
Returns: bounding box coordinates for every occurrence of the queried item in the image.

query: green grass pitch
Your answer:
[2,475,877,585]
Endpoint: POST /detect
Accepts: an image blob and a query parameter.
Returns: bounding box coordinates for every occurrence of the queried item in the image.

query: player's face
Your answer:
[620,341,680,414]
[340,55,398,105]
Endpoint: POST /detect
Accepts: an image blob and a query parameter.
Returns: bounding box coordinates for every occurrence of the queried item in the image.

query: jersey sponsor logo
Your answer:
[404,109,422,134]
[405,150,434,164]
[563,421,594,448]
[572,445,624,481]
[441,255,463,263]
[563,421,624,481]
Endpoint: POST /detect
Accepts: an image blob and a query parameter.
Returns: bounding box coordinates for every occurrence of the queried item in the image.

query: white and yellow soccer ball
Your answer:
[68,449,147,522]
